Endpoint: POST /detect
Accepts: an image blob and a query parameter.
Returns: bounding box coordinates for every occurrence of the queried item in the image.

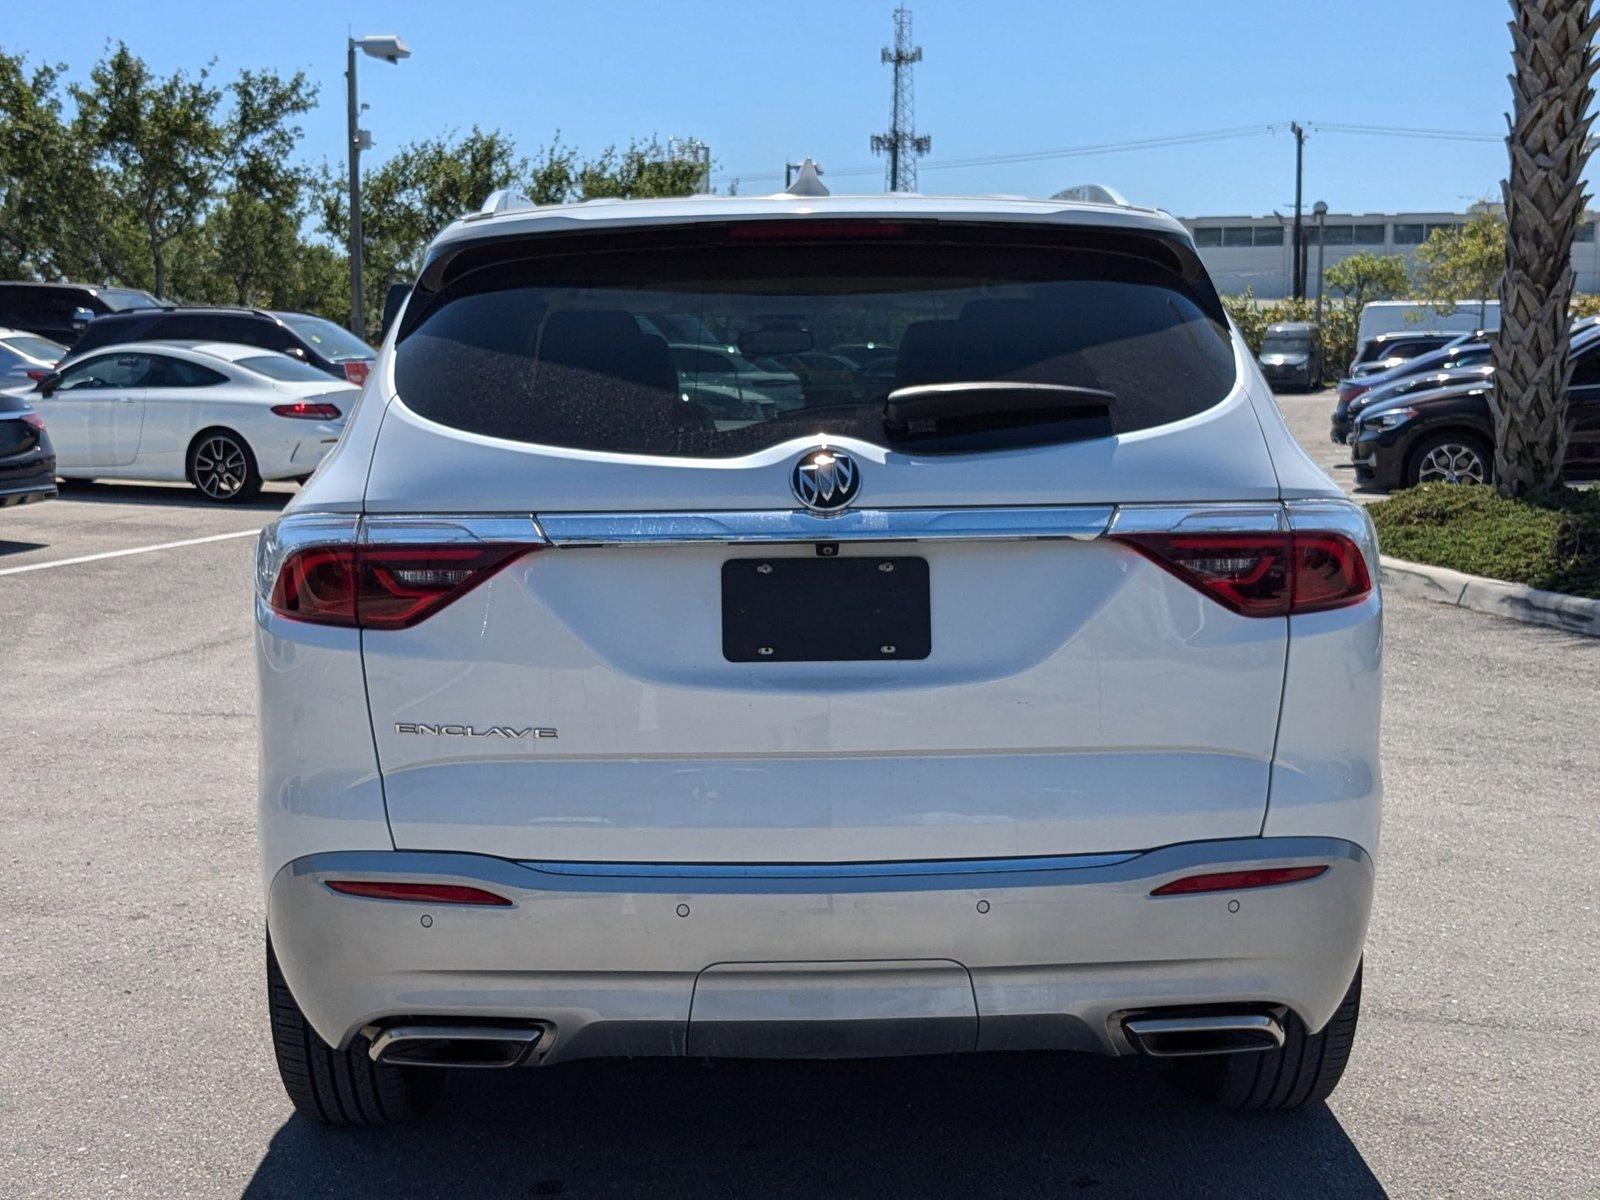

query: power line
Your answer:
[717,125,1272,186]
[715,121,1503,190]
[1308,122,1503,144]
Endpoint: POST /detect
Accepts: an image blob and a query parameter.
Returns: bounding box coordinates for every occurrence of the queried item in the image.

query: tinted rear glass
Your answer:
[238,353,336,382]
[395,224,1235,458]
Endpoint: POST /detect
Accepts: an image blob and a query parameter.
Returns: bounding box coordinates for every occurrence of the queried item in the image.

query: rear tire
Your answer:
[267,937,442,1125]
[1183,962,1362,1111]
[187,429,262,503]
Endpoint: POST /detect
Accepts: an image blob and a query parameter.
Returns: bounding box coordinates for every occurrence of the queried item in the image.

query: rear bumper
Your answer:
[268,836,1373,1063]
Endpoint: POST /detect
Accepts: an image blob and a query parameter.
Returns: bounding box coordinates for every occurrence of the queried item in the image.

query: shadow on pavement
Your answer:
[52,480,293,511]
[0,538,49,558]
[243,1053,1385,1199]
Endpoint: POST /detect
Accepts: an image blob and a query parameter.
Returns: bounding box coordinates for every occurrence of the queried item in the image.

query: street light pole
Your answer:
[1313,199,1328,324]
[1290,122,1306,300]
[346,40,363,338]
[344,35,410,339]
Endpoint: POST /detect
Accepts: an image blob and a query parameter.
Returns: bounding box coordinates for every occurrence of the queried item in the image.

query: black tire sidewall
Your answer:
[188,430,262,504]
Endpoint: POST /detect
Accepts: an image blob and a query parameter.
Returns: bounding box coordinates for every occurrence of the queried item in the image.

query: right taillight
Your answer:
[269,543,535,629]
[1113,531,1371,617]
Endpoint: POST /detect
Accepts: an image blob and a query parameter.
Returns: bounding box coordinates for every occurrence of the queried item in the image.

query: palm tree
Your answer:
[1491,0,1600,496]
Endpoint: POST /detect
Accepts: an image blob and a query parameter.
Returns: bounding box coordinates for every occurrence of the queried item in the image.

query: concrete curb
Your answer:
[1379,556,1600,637]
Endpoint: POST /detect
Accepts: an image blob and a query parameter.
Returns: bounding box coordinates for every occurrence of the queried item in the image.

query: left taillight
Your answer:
[1113,531,1372,617]
[343,361,371,385]
[269,543,535,629]
[271,401,342,420]
[21,412,46,432]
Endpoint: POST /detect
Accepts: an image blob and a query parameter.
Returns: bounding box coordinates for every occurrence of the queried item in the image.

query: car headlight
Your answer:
[1362,407,1418,431]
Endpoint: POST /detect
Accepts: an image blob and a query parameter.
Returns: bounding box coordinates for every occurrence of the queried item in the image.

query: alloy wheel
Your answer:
[1415,442,1488,485]
[193,435,250,499]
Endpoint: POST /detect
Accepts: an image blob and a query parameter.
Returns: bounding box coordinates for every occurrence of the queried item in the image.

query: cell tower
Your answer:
[871,6,930,192]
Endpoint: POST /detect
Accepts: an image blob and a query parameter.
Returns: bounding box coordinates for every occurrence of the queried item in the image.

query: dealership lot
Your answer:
[2,468,1596,1198]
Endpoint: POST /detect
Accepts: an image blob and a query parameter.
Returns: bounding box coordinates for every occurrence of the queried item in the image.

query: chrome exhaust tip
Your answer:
[1121,1012,1285,1058]
[364,1023,549,1068]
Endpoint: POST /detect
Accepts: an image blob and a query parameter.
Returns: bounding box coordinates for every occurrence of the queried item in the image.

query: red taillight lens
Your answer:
[25,368,49,381]
[343,361,371,385]
[1150,865,1328,896]
[271,401,342,420]
[1113,531,1371,617]
[1290,533,1373,613]
[326,880,512,906]
[270,543,534,629]
[1337,382,1369,404]
[21,412,46,432]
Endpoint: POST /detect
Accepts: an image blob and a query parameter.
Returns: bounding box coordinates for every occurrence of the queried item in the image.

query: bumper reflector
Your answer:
[325,880,512,906]
[1150,865,1327,897]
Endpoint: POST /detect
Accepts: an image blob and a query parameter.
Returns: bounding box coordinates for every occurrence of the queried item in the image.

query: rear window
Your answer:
[237,353,336,382]
[395,223,1236,458]
[1,335,67,361]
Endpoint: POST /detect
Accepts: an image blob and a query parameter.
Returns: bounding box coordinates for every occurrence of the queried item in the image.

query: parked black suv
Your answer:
[0,282,161,347]
[68,307,375,384]
[1351,335,1600,489]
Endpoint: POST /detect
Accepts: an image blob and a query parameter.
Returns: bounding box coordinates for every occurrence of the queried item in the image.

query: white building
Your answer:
[1173,211,1600,298]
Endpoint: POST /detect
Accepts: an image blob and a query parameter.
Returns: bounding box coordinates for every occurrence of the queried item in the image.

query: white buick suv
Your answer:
[256,183,1380,1124]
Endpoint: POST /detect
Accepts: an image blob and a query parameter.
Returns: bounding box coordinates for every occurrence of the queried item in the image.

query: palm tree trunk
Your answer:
[1492,0,1600,495]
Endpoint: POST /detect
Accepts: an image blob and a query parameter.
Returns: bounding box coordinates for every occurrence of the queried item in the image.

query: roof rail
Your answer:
[1051,183,1130,207]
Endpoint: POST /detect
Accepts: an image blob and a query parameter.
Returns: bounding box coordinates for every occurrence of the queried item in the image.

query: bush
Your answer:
[1368,483,1600,598]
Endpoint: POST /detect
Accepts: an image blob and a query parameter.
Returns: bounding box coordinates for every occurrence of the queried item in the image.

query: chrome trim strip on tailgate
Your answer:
[522,851,1143,879]
[536,506,1116,546]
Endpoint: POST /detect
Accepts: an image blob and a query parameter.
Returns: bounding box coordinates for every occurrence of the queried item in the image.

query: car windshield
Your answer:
[1,335,67,361]
[237,353,339,382]
[273,313,374,362]
[394,223,1236,458]
[1261,334,1309,353]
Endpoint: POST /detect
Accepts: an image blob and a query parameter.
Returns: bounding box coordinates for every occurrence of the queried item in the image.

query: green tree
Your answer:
[1321,252,1412,374]
[1414,208,1507,327]
[1323,252,1410,311]
[67,45,229,297]
[1492,0,1598,497]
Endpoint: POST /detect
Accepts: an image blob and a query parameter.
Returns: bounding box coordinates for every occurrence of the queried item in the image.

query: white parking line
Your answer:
[0,528,260,577]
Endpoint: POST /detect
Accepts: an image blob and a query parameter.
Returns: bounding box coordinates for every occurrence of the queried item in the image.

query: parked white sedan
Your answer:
[35,341,355,502]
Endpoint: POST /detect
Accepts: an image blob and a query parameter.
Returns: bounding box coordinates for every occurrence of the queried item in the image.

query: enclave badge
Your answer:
[394,723,558,739]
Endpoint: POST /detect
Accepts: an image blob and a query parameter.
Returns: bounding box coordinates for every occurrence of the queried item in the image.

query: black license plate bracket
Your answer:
[721,556,931,663]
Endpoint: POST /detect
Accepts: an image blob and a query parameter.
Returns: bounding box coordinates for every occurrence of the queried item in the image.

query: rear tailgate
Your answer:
[357,218,1288,863]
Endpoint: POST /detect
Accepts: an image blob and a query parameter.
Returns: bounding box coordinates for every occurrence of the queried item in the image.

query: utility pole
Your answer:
[346,42,364,338]
[871,6,931,192]
[1290,121,1306,300]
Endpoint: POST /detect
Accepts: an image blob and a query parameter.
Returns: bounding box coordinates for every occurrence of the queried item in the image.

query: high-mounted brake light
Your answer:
[326,880,512,906]
[726,221,907,240]
[1113,531,1371,617]
[271,401,343,420]
[270,543,535,629]
[1151,866,1328,896]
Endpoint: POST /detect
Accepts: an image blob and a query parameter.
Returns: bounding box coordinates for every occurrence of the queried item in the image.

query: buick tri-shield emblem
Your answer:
[791,448,860,512]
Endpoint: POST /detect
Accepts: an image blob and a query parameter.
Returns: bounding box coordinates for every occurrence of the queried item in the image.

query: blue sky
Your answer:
[3,0,1539,217]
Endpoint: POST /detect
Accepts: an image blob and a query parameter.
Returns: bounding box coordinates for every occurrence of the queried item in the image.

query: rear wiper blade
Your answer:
[883,382,1116,452]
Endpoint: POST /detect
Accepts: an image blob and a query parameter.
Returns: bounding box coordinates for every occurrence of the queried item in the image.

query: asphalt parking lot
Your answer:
[3,415,1597,1198]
